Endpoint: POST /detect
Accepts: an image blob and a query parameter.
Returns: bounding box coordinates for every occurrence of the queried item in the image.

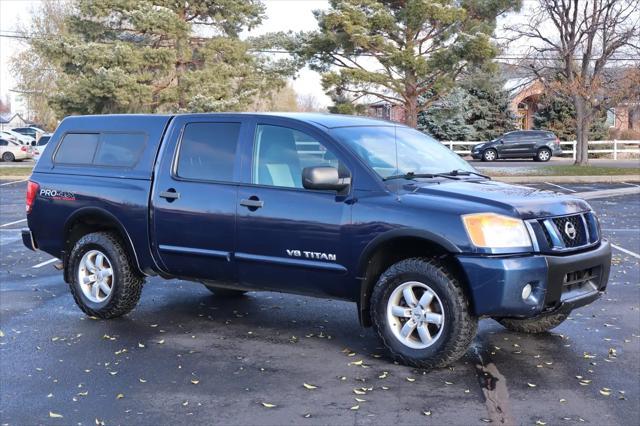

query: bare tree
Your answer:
[507,0,640,165]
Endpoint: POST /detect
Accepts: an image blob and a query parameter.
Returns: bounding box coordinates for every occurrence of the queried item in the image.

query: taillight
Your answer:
[555,137,560,146]
[21,146,28,152]
[26,181,39,214]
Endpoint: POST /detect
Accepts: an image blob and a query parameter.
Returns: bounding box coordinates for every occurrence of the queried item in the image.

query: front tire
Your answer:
[482,149,497,162]
[370,258,477,369]
[68,232,144,319]
[495,312,568,333]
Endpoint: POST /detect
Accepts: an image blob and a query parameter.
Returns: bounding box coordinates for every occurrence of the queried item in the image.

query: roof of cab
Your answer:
[58,112,399,129]
[255,112,400,129]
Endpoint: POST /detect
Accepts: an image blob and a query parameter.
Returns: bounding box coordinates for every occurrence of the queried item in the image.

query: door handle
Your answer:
[240,198,264,209]
[159,189,180,201]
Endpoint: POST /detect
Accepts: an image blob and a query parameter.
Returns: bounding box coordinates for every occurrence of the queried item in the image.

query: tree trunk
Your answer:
[573,96,590,166]
[405,95,418,128]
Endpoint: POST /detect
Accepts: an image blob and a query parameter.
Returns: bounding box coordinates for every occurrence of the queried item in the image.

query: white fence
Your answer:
[442,140,640,160]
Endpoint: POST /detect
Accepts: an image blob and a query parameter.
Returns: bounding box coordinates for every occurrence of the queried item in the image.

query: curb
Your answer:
[0,176,31,181]
[491,175,640,183]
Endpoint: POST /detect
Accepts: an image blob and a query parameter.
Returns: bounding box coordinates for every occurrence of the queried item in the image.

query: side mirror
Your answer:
[302,166,350,192]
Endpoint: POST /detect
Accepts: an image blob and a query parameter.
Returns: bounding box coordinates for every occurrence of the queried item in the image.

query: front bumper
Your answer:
[456,240,611,317]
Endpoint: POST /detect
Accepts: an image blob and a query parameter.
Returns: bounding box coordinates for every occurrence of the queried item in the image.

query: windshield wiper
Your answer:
[438,169,491,179]
[383,169,491,181]
[383,172,456,181]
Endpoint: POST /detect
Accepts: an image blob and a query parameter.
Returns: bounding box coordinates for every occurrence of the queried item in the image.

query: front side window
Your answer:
[176,122,240,182]
[331,126,473,179]
[253,125,343,189]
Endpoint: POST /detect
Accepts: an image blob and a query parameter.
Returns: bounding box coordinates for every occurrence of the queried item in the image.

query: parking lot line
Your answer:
[0,179,27,186]
[0,218,26,228]
[544,182,577,192]
[621,182,640,188]
[611,243,640,259]
[32,258,58,269]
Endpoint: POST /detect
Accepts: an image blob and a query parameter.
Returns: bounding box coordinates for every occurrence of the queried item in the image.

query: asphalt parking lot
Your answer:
[1,180,638,425]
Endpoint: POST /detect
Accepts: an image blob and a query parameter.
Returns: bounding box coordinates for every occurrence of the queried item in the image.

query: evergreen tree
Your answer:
[296,0,521,128]
[534,95,609,141]
[28,0,295,115]
[418,71,516,140]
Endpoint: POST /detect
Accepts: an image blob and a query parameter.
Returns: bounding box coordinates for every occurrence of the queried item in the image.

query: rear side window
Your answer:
[55,133,99,164]
[176,122,240,182]
[54,132,146,167]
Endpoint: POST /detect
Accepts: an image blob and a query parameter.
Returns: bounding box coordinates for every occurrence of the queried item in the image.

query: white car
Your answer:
[0,129,36,146]
[0,138,33,162]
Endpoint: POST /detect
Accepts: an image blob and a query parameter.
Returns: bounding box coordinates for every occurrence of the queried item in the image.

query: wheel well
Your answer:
[63,210,142,282]
[358,237,471,327]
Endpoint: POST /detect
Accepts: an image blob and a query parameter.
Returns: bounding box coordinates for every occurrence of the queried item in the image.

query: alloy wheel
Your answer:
[386,281,445,349]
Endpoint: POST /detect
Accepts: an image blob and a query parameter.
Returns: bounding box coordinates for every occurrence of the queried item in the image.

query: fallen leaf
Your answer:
[535,420,546,425]
[139,378,147,383]
[406,377,416,382]
[350,405,359,410]
[423,410,432,416]
[600,389,611,396]
[378,371,388,379]
[49,411,63,418]
[191,378,200,385]
[349,360,363,366]
[355,398,366,402]
[527,383,537,388]
[138,342,145,348]
[303,383,317,390]
[116,393,124,399]
[261,402,276,408]
[157,339,165,344]
[353,389,366,395]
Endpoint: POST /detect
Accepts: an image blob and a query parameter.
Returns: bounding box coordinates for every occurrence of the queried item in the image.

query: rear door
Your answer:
[234,118,354,298]
[151,116,247,281]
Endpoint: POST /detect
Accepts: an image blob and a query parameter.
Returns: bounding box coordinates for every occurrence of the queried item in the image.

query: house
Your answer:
[0,113,29,130]
[366,100,406,123]
[505,77,639,132]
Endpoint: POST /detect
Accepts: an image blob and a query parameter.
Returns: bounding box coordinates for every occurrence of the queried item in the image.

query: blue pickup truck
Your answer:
[22,113,611,368]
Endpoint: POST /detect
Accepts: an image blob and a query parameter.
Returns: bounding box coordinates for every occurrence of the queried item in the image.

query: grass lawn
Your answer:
[0,167,33,177]
[484,165,640,177]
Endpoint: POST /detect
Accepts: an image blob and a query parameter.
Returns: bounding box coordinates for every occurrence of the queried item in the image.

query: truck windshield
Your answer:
[331,126,474,180]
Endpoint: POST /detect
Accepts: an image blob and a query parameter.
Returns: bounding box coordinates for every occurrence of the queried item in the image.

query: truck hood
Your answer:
[401,179,590,219]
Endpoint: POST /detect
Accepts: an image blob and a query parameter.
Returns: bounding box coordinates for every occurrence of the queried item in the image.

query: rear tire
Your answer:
[370,258,477,369]
[536,148,552,162]
[2,152,15,162]
[203,285,247,297]
[482,149,497,162]
[495,312,568,334]
[68,232,144,319]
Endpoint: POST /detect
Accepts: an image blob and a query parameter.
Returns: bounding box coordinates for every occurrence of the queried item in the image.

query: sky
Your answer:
[0,0,331,115]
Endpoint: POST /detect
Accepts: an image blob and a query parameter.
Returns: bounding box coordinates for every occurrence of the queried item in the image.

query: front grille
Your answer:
[552,215,587,247]
[528,212,599,253]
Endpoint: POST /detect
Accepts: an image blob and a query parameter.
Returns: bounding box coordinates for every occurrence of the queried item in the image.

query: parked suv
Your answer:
[471,130,562,162]
[23,114,611,368]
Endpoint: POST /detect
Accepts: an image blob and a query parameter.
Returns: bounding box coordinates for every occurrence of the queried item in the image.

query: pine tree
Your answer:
[534,95,609,141]
[418,71,516,140]
[28,0,295,116]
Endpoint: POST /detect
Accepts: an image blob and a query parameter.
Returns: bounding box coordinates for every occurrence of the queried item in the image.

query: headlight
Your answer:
[462,213,532,248]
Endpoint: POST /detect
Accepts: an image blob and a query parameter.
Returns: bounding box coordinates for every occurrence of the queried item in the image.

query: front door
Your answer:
[151,116,246,281]
[235,121,354,298]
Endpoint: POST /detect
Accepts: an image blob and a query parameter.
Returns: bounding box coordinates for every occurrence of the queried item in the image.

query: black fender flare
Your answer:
[62,207,144,277]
